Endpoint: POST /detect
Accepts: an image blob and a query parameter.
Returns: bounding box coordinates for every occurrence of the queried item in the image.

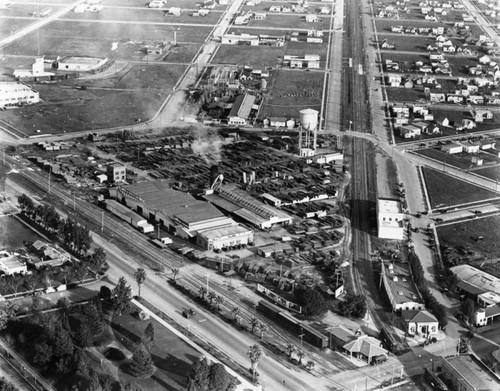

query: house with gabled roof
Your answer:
[402,310,439,337]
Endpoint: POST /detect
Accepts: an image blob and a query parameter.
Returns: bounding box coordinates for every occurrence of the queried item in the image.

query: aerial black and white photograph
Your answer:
[0,0,500,390]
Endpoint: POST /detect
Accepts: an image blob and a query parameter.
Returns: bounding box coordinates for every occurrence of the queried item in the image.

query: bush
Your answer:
[104,347,126,361]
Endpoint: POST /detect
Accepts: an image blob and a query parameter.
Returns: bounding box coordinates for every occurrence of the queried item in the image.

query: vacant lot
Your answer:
[422,167,500,208]
[212,44,285,68]
[472,165,500,182]
[437,215,500,265]
[259,69,323,119]
[1,63,187,136]
[0,17,33,40]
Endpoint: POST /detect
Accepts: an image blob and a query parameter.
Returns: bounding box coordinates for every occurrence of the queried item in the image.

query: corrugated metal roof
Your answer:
[228,93,255,120]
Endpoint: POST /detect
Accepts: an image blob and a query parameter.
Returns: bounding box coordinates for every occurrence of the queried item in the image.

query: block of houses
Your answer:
[485,95,500,105]
[461,141,480,153]
[399,125,421,139]
[412,121,429,133]
[269,5,280,12]
[441,142,463,154]
[402,310,439,337]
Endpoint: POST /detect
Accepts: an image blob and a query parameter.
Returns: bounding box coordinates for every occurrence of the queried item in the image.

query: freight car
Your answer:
[300,323,329,349]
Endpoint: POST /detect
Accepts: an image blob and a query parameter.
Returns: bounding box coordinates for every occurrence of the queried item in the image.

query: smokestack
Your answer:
[209,165,219,188]
[251,171,256,183]
[243,172,247,184]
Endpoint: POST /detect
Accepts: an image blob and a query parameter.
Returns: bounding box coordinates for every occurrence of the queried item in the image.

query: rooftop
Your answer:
[197,224,252,240]
[378,198,402,214]
[0,254,25,270]
[444,355,500,390]
[0,81,37,93]
[228,93,256,120]
[451,264,500,296]
[383,262,423,305]
[401,309,438,324]
[59,56,106,65]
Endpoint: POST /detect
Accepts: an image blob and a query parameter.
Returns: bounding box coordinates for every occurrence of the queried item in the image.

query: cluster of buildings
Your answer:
[440,139,497,157]
[283,54,321,69]
[221,33,285,47]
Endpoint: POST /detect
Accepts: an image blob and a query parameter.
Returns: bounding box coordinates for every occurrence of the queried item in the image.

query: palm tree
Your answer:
[171,268,179,282]
[258,322,268,340]
[214,294,224,310]
[207,291,216,305]
[250,316,259,334]
[286,343,297,359]
[134,268,146,298]
[247,344,263,381]
[231,306,241,323]
[198,286,207,300]
[297,349,305,365]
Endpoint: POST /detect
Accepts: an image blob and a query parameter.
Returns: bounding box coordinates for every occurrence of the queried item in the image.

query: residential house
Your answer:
[394,115,409,125]
[461,141,480,153]
[412,121,429,133]
[388,74,402,87]
[403,79,414,89]
[402,310,439,337]
[268,117,287,128]
[485,95,500,105]
[429,92,445,102]
[479,55,491,65]
[254,12,266,20]
[391,104,410,116]
[468,95,485,105]
[399,125,421,139]
[305,14,317,22]
[447,94,464,104]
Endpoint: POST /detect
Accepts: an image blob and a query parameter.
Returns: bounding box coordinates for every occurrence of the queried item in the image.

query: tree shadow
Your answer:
[151,352,191,385]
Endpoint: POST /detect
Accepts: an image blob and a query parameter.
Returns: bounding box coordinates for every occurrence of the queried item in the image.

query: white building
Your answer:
[14,57,54,79]
[377,198,404,240]
[58,56,108,72]
[381,262,424,313]
[0,253,27,275]
[0,82,40,108]
[196,225,254,251]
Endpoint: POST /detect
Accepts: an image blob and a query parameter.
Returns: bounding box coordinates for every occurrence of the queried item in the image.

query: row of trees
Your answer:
[187,356,238,391]
[408,251,448,328]
[18,193,93,256]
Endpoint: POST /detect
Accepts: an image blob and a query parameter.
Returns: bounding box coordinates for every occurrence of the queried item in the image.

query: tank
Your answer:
[299,108,318,130]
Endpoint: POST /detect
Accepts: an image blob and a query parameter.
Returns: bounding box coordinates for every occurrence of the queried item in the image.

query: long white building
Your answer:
[377,198,404,240]
[0,82,40,108]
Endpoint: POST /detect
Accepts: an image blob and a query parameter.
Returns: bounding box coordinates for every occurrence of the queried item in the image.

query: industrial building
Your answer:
[204,184,293,229]
[381,262,424,313]
[0,82,40,108]
[13,57,54,79]
[451,264,500,326]
[441,355,500,391]
[57,56,108,72]
[107,162,126,183]
[377,198,404,240]
[109,181,251,249]
[227,93,256,125]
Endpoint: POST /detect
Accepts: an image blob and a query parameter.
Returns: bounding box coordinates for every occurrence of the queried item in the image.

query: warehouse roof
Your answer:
[228,93,255,120]
[444,355,500,390]
[198,225,252,240]
[383,262,422,305]
[451,264,500,296]
[378,198,402,214]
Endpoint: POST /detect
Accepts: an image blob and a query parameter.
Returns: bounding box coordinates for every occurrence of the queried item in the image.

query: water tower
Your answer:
[298,108,318,156]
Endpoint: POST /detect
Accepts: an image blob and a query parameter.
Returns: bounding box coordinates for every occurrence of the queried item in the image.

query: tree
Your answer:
[296,288,327,317]
[134,268,146,298]
[88,371,102,391]
[247,344,263,381]
[187,356,210,391]
[208,363,234,391]
[129,344,155,378]
[207,291,216,305]
[198,287,207,301]
[286,343,297,359]
[250,317,259,334]
[338,294,367,318]
[89,247,107,275]
[297,349,305,365]
[258,322,268,340]
[53,326,74,358]
[231,306,241,324]
[172,268,180,282]
[75,322,92,348]
[214,294,224,310]
[18,193,35,214]
[112,277,132,316]
[0,302,17,330]
[461,298,476,326]
[144,322,154,349]
[24,272,40,295]
[84,303,103,336]
[33,341,53,368]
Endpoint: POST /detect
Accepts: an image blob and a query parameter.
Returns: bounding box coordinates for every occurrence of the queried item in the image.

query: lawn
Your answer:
[422,167,500,208]
[385,88,424,103]
[259,69,324,119]
[472,165,500,182]
[108,308,200,391]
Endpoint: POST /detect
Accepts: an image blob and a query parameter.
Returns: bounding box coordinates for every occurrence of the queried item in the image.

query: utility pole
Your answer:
[101,211,104,233]
[206,274,209,292]
[299,328,304,350]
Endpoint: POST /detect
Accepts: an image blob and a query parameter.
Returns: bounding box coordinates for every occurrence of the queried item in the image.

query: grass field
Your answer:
[109,309,200,391]
[422,167,500,208]
[259,69,323,119]
[437,215,500,265]
[472,165,500,182]
[0,63,187,136]
[385,88,423,102]
[212,44,286,68]
[0,18,35,40]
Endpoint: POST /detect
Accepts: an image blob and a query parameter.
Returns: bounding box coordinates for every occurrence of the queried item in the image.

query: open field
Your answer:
[472,165,500,182]
[109,309,201,391]
[437,215,500,264]
[0,17,36,40]
[6,19,213,58]
[422,167,500,208]
[259,69,323,119]
[0,63,187,136]
[212,44,285,68]
[0,3,65,18]
[385,88,423,103]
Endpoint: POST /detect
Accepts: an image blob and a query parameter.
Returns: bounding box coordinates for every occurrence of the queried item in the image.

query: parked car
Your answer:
[182,310,191,318]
